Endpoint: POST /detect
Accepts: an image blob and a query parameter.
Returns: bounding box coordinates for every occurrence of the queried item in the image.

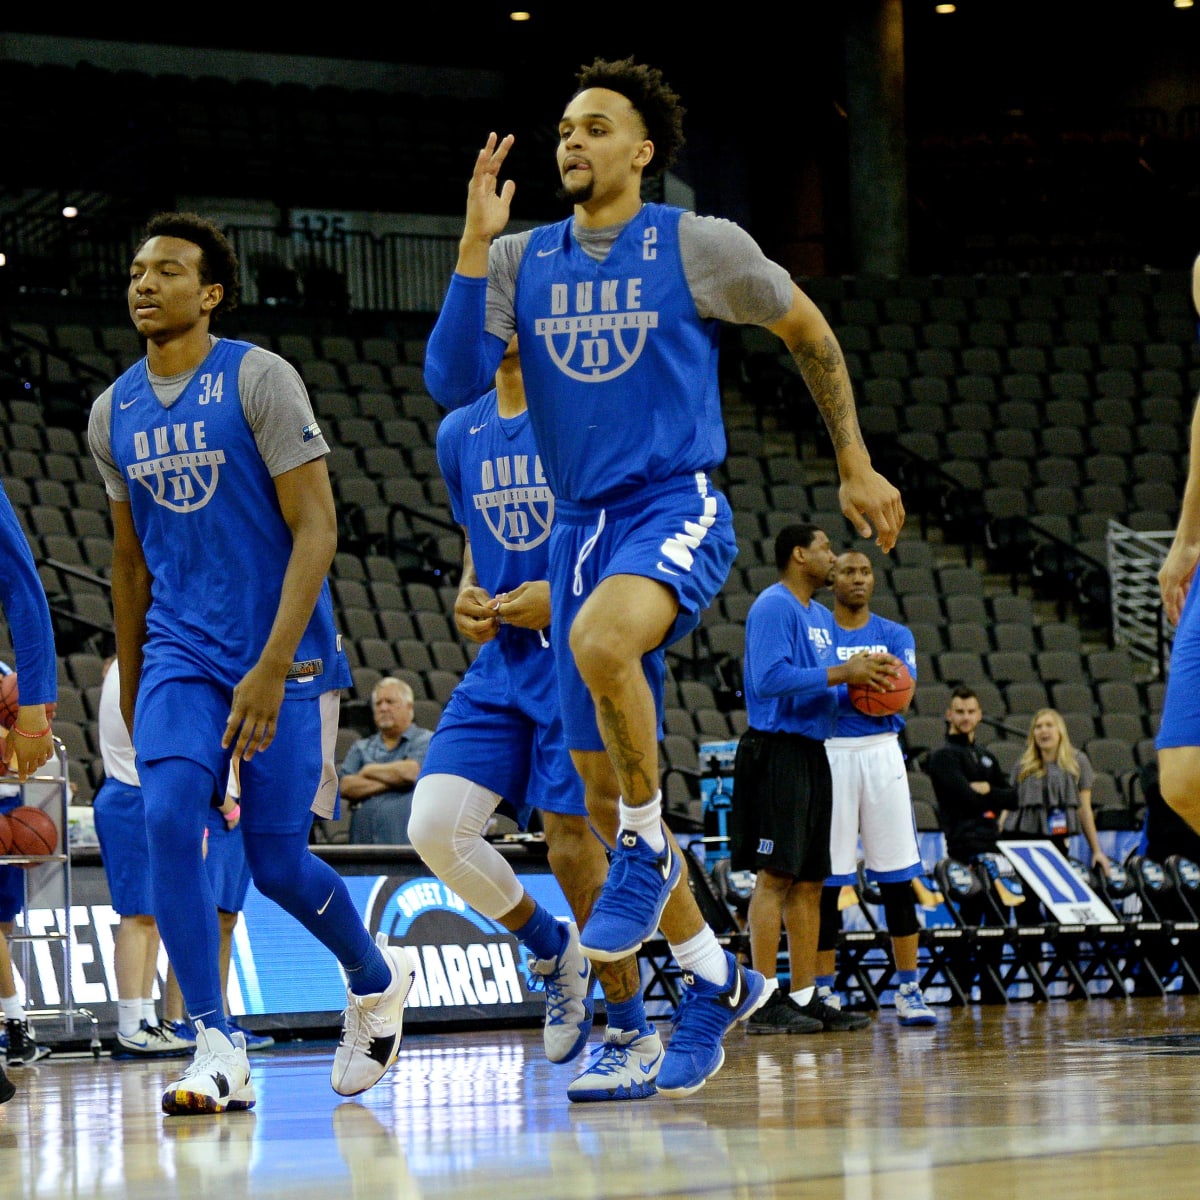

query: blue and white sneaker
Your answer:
[228,1021,276,1052]
[656,951,767,1098]
[166,1020,198,1051]
[114,1020,194,1058]
[895,982,937,1026]
[578,826,682,961]
[528,922,594,1064]
[567,1027,663,1102]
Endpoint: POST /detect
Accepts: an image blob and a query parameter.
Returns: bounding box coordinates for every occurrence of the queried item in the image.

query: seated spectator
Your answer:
[927,686,1015,866]
[1002,708,1110,876]
[338,678,433,844]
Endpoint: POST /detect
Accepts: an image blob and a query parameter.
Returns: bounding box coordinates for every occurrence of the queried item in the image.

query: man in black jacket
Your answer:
[927,686,1016,863]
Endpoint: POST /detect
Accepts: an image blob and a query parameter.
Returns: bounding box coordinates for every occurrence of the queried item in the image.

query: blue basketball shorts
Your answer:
[1158,581,1200,749]
[93,777,155,915]
[0,788,26,921]
[549,474,737,751]
[419,630,585,821]
[134,669,341,835]
[203,807,253,913]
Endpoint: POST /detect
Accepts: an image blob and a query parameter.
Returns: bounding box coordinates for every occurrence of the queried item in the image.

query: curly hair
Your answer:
[572,57,685,177]
[135,211,241,318]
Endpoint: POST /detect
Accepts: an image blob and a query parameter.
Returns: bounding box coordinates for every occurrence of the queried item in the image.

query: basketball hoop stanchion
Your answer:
[0,738,100,1056]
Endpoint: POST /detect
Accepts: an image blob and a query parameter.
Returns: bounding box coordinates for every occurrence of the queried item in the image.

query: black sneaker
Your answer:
[0,1064,13,1104]
[797,994,872,1032]
[6,1018,51,1065]
[745,989,824,1035]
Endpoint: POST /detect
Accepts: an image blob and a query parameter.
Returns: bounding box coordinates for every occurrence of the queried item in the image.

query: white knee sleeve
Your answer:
[408,774,524,920]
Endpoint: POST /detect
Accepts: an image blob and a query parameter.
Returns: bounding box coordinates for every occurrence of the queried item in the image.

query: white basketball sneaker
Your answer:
[331,933,418,1097]
[161,1022,255,1115]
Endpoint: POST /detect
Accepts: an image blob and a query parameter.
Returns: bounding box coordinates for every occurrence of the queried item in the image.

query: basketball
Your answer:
[0,813,11,855]
[6,806,58,858]
[0,672,56,731]
[848,661,914,717]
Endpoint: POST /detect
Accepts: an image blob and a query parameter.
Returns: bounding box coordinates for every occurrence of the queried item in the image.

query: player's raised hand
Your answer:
[464,132,516,244]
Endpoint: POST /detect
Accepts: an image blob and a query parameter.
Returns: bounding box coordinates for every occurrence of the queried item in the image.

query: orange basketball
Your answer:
[0,813,11,855]
[6,806,57,858]
[848,661,915,717]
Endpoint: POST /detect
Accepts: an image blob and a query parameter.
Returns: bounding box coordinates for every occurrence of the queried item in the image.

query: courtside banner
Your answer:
[997,839,1119,925]
[9,862,579,1030]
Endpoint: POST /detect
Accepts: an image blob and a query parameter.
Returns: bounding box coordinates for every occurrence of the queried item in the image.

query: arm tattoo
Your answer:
[596,697,657,802]
[790,334,866,453]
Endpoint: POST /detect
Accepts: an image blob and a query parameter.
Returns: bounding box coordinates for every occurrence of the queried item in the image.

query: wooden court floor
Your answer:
[5,996,1200,1199]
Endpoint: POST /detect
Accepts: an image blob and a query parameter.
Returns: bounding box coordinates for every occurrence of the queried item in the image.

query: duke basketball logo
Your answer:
[126,419,225,513]
[474,453,552,551]
[534,276,658,383]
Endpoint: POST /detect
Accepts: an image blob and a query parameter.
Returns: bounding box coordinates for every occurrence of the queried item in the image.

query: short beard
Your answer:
[555,176,593,206]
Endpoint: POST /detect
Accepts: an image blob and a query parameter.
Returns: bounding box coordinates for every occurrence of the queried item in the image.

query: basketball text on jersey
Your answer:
[126,419,226,513]
[535,278,658,382]
[808,626,833,650]
[473,453,552,551]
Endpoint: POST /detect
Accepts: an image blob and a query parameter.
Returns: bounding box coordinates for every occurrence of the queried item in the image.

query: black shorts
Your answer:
[729,728,832,881]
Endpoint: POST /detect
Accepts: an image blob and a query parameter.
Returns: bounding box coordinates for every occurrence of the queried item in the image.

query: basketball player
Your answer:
[408,339,660,1102]
[817,549,936,1026]
[424,56,903,1096]
[87,212,416,1115]
[1155,251,1200,836]
[732,525,893,1035]
[0,481,57,1103]
[93,657,193,1058]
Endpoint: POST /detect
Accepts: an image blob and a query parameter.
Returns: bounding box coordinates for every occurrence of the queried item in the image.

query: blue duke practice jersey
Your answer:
[515,204,725,504]
[832,613,918,737]
[105,339,349,695]
[436,390,553,596]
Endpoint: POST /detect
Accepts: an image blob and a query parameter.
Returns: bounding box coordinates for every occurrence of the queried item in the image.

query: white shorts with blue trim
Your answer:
[826,733,922,885]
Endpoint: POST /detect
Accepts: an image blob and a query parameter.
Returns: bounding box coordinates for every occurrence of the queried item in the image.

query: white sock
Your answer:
[142,1000,159,1027]
[1,994,23,1022]
[670,927,730,987]
[791,986,815,1007]
[118,999,143,1037]
[619,793,665,852]
[761,976,780,1000]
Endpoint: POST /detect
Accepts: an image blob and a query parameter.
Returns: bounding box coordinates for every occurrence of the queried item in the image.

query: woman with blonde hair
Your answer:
[1004,708,1110,876]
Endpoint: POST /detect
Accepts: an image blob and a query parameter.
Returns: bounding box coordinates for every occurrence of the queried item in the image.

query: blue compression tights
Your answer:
[140,756,384,1029]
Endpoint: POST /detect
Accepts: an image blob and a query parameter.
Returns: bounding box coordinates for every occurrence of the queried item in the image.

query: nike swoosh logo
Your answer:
[536,247,560,257]
[118,397,138,410]
[656,562,679,576]
[640,1049,663,1074]
[469,422,488,434]
[727,970,742,1009]
[316,889,336,916]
